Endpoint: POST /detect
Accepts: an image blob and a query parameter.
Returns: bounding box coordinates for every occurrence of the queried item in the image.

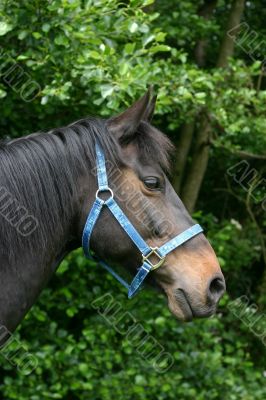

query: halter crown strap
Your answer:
[82,142,203,298]
[95,142,109,190]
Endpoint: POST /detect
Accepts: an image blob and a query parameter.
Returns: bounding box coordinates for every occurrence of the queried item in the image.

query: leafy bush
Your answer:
[0,250,265,400]
[0,0,265,399]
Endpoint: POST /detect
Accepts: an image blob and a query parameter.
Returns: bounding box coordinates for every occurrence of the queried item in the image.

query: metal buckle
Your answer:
[142,247,165,271]
[96,188,114,201]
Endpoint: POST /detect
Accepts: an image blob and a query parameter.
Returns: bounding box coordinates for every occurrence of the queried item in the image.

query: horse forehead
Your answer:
[118,168,141,188]
[119,142,163,175]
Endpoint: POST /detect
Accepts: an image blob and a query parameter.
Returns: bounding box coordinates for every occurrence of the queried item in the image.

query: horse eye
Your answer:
[143,177,161,190]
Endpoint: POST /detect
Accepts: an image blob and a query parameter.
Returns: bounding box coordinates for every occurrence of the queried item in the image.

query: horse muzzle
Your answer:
[163,273,226,322]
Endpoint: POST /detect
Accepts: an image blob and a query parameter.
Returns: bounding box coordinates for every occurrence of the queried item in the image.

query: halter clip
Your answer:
[142,247,166,271]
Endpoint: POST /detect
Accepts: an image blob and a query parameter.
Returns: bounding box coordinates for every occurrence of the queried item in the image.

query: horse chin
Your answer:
[165,288,218,322]
[160,286,192,321]
[161,286,214,322]
[167,293,194,322]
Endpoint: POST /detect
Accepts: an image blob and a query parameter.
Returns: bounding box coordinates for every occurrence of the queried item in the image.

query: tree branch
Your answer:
[217,0,246,67]
[179,1,246,211]
[172,121,195,194]
[194,0,218,67]
[181,113,211,212]
[211,141,266,160]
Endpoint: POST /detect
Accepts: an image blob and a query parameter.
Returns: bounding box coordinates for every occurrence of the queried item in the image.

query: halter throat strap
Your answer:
[82,142,203,298]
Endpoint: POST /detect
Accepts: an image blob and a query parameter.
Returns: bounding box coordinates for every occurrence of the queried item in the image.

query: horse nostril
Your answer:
[207,276,226,305]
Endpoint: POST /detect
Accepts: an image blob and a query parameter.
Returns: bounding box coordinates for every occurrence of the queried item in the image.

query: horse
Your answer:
[0,88,225,337]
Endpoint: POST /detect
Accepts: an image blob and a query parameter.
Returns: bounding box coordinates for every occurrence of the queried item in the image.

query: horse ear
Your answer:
[143,94,157,122]
[107,87,156,142]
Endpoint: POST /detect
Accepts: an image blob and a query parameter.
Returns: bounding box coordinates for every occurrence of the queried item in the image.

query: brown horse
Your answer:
[0,88,225,336]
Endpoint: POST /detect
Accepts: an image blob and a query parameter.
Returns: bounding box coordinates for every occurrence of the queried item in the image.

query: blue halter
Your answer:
[82,142,203,298]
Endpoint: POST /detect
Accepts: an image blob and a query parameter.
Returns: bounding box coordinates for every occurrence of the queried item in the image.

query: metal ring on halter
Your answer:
[142,247,166,271]
[96,187,114,201]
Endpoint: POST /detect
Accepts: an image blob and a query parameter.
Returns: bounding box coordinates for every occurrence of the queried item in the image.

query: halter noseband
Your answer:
[82,142,203,298]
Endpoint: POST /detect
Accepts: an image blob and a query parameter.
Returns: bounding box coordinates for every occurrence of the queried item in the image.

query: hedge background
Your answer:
[0,1,265,399]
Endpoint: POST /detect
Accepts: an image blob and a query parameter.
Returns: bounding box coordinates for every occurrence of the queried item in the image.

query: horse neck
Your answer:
[0,134,91,333]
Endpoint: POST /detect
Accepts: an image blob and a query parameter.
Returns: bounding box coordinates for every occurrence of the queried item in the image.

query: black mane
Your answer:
[0,117,173,263]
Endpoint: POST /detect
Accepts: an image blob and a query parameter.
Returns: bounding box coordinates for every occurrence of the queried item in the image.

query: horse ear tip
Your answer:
[147,85,154,95]
[148,86,158,103]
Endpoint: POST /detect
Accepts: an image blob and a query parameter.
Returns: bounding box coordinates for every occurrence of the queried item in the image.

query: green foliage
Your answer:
[0,0,173,134]
[0,0,265,399]
[0,251,265,400]
[1,0,265,155]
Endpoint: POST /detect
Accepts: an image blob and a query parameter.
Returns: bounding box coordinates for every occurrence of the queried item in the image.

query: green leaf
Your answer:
[17,54,29,60]
[155,32,166,42]
[129,22,138,33]
[142,0,154,6]
[100,84,114,98]
[89,50,102,60]
[18,30,28,40]
[55,34,69,47]
[179,53,187,63]
[119,62,129,75]
[32,32,42,39]
[124,43,136,54]
[150,44,171,54]
[0,88,7,98]
[195,92,206,99]
[0,22,13,36]
[42,23,51,33]
[142,34,155,47]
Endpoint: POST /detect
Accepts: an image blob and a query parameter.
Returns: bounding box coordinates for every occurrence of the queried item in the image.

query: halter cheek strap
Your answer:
[82,142,203,298]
